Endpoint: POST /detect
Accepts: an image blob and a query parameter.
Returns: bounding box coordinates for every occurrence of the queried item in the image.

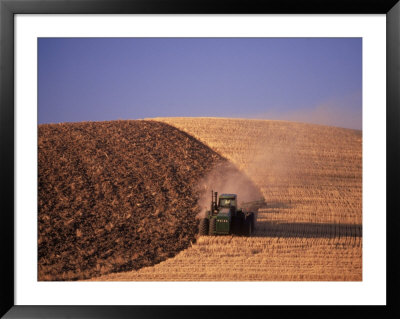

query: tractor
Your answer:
[199,191,258,236]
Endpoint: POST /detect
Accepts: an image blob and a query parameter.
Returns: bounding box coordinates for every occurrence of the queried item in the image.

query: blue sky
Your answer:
[38,38,362,129]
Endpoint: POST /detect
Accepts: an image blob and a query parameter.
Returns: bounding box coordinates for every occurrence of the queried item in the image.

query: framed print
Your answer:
[1,0,399,318]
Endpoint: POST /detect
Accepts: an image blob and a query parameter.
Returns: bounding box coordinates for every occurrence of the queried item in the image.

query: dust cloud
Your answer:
[244,137,298,189]
[250,99,362,130]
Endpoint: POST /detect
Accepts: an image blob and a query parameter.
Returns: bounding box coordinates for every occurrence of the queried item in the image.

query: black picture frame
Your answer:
[1,0,399,318]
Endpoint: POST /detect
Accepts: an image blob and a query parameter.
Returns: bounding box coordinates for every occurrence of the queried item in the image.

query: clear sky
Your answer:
[38,38,362,129]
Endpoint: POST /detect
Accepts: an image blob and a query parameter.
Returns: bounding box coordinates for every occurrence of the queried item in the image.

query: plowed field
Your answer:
[91,117,362,281]
[38,120,258,280]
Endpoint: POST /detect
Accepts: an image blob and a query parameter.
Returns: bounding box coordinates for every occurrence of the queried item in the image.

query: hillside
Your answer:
[38,120,258,280]
[91,118,362,281]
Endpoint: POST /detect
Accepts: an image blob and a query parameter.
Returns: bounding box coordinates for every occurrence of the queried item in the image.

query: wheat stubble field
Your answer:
[92,118,362,281]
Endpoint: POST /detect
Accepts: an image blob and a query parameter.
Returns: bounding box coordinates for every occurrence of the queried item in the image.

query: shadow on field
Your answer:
[253,221,362,238]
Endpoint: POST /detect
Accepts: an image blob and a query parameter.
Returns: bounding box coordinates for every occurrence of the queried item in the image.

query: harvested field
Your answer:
[91,117,362,281]
[38,120,258,281]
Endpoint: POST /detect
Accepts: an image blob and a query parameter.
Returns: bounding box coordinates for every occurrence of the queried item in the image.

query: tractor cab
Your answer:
[218,194,237,213]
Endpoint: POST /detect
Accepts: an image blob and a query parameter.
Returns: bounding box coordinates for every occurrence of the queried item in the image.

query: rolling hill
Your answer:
[91,118,362,281]
[38,118,362,281]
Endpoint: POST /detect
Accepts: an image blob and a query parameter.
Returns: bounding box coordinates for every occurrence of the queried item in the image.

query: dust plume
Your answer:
[244,135,299,191]
[248,92,362,130]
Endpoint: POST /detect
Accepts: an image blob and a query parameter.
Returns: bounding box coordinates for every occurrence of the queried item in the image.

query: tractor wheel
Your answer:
[231,216,238,235]
[199,218,209,236]
[235,211,245,235]
[249,213,255,232]
[243,216,253,237]
[209,218,216,235]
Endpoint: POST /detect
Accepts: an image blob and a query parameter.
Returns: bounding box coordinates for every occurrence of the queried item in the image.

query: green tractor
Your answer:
[199,191,256,236]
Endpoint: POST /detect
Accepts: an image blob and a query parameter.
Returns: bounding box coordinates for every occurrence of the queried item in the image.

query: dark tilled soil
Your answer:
[38,120,227,281]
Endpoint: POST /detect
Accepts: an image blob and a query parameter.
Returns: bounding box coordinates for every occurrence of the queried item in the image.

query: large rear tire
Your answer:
[199,218,209,236]
[235,211,245,235]
[249,213,255,232]
[209,218,216,235]
[243,216,253,237]
[231,215,238,235]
